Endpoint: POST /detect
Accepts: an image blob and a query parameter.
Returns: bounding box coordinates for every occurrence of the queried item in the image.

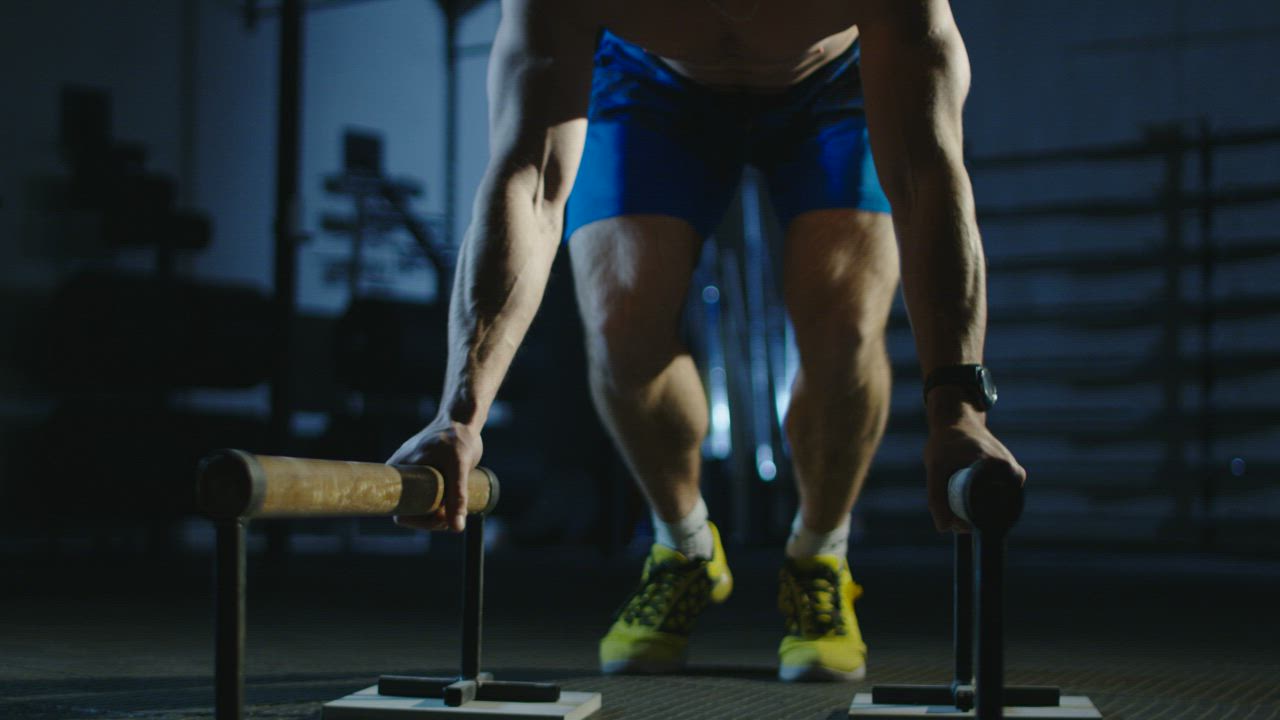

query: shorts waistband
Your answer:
[596,28,860,100]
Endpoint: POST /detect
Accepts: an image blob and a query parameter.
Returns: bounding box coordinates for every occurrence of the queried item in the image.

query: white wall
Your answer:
[0,1,185,290]
[453,1,501,251]
[191,0,448,312]
[957,0,1280,154]
[0,0,450,302]
[187,0,278,291]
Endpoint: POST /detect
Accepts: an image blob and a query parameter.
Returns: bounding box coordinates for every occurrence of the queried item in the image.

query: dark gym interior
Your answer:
[2,2,1278,719]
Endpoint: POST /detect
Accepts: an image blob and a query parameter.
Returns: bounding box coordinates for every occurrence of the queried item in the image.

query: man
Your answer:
[390,0,1026,682]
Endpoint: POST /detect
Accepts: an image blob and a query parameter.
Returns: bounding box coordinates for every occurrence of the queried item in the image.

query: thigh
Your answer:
[569,215,704,357]
[782,209,898,354]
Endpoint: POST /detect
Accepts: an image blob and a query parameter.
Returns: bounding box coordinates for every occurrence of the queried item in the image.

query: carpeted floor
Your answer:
[2,539,1277,719]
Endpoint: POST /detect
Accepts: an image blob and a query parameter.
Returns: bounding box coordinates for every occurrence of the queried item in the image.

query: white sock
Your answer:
[785,512,850,560]
[652,497,713,560]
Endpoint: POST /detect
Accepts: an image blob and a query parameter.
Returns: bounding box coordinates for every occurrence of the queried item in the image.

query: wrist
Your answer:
[922,363,996,418]
[926,385,987,428]
[441,392,487,431]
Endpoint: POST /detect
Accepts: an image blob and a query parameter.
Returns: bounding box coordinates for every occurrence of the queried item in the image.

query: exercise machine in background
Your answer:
[319,129,452,300]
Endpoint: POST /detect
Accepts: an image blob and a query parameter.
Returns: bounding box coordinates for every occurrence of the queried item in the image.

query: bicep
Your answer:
[485,0,595,207]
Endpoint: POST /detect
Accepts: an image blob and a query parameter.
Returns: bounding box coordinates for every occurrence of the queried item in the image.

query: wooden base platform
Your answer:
[849,692,1103,718]
[322,686,602,720]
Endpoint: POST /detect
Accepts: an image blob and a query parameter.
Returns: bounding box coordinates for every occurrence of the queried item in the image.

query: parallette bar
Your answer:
[947,457,1024,533]
[197,449,499,520]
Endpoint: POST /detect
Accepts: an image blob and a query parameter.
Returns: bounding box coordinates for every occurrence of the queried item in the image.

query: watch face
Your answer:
[978,366,998,409]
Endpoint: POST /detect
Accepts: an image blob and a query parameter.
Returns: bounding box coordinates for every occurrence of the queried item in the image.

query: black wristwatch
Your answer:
[923,364,998,411]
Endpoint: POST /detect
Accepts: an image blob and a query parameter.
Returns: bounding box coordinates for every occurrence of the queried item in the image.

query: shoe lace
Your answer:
[617,558,712,635]
[779,562,856,638]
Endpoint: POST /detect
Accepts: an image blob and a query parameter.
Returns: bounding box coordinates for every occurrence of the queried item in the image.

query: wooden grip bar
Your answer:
[197,449,499,520]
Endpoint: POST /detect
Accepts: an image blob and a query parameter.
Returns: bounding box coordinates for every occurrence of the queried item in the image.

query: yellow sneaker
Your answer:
[777,554,867,682]
[599,522,733,674]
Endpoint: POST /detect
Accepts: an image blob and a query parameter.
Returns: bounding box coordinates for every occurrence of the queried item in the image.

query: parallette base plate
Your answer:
[322,686,602,720]
[848,692,1102,719]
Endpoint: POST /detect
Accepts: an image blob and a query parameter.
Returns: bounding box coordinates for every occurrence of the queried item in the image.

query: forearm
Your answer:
[438,171,562,430]
[895,165,989,424]
[895,165,987,378]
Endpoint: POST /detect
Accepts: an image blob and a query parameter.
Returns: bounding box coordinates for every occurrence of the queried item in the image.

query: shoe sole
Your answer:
[601,658,685,675]
[778,663,867,682]
[710,570,733,604]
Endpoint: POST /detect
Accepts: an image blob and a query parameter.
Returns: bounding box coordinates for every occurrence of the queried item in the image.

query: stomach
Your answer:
[599,1,859,90]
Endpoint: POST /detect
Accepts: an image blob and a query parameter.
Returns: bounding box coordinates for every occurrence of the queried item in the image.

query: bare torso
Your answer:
[597,0,860,90]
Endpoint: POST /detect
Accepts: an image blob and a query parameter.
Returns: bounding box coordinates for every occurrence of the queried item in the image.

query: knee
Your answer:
[784,256,896,376]
[790,301,891,377]
[783,312,892,446]
[579,300,680,391]
[782,211,899,375]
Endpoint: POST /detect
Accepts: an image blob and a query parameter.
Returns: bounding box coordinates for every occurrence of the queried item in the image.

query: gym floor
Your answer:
[3,538,1277,720]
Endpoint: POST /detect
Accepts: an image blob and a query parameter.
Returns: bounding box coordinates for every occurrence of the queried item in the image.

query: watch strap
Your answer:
[923,364,986,405]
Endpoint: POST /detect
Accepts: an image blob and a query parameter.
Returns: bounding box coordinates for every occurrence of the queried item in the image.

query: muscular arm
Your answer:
[393,0,595,531]
[857,0,985,422]
[441,0,594,429]
[858,0,1025,529]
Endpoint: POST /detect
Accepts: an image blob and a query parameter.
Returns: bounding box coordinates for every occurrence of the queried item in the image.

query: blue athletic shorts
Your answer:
[563,30,892,241]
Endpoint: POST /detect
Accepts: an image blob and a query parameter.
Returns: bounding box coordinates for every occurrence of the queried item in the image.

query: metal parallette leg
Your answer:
[461,514,484,682]
[974,529,1006,720]
[215,518,247,720]
[377,511,562,708]
[953,533,975,712]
